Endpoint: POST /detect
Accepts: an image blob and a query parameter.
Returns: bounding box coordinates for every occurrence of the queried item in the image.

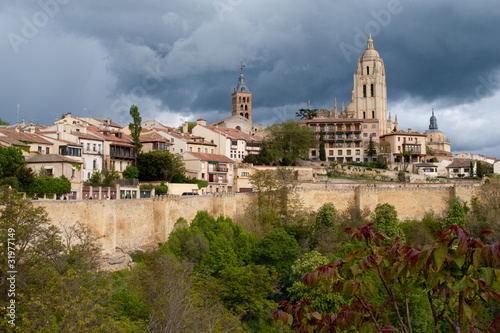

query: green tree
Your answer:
[177,121,197,133]
[122,164,139,180]
[0,117,9,125]
[249,168,303,225]
[444,199,467,228]
[373,203,405,241]
[0,146,35,189]
[367,136,377,160]
[319,131,326,161]
[296,108,318,120]
[287,251,345,314]
[476,160,485,178]
[253,228,300,276]
[266,120,315,166]
[128,104,142,154]
[136,150,186,182]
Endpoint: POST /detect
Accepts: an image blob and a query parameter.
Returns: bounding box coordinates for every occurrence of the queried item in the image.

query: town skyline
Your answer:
[1,0,499,158]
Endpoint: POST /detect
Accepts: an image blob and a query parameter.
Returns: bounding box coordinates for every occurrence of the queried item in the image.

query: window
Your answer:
[329,150,333,156]
[453,168,459,173]
[398,146,401,151]
[231,140,237,146]
[363,125,367,129]
[98,144,101,153]
[338,150,343,155]
[364,142,368,146]
[93,159,97,169]
[372,111,375,118]
[363,85,367,97]
[372,133,376,137]
[311,150,316,156]
[171,138,174,142]
[46,147,50,154]
[211,149,214,154]
[311,125,316,131]
[189,147,192,152]
[202,173,205,179]
[72,168,75,178]
[56,133,59,139]
[347,150,351,155]
[398,137,400,142]
[180,148,183,153]
[87,143,90,151]
[198,148,201,152]
[371,84,374,97]
[241,172,250,177]
[93,144,96,151]
[328,125,333,130]
[363,133,368,137]
[366,66,369,75]
[204,148,208,153]
[320,126,324,132]
[38,146,42,152]
[337,134,343,139]
[372,124,376,128]
[363,112,366,119]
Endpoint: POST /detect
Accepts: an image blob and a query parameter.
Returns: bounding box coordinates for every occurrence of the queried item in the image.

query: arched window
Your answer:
[239,97,241,102]
[371,84,374,97]
[363,112,366,119]
[236,126,241,131]
[240,112,243,116]
[245,105,248,111]
[372,111,375,118]
[242,97,246,102]
[367,66,369,75]
[245,113,249,119]
[240,105,243,110]
[363,85,367,97]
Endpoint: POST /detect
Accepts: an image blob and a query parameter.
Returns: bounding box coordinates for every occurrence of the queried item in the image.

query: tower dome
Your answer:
[361,35,380,59]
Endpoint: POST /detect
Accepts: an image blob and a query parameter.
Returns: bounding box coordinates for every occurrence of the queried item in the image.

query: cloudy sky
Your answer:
[1,0,499,157]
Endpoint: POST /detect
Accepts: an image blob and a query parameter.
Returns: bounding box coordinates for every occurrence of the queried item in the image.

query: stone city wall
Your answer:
[34,183,480,253]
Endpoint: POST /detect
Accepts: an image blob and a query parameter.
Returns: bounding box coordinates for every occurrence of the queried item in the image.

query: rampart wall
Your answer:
[34,183,480,253]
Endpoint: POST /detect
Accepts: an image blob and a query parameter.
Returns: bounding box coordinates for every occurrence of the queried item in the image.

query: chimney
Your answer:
[197,118,206,126]
[107,117,111,125]
[183,121,189,133]
[258,123,263,130]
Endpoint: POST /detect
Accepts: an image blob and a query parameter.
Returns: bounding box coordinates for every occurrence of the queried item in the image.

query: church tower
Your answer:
[350,35,388,134]
[231,63,252,123]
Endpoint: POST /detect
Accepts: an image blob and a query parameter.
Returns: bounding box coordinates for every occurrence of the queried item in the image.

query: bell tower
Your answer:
[352,35,388,134]
[231,62,252,123]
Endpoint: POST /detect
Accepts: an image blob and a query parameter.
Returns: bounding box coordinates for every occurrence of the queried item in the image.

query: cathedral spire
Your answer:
[429,108,438,130]
[234,61,249,93]
[367,34,374,50]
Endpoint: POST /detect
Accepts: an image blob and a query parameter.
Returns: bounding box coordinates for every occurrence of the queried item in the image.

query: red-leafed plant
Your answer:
[273,222,500,333]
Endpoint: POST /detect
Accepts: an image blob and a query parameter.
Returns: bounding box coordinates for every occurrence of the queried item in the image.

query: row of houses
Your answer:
[0,114,266,198]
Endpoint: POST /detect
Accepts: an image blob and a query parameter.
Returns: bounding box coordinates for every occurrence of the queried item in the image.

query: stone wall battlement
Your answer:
[34,183,481,253]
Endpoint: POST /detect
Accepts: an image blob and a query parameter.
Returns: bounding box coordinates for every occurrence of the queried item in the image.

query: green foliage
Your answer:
[373,203,405,240]
[444,199,467,228]
[196,179,208,189]
[266,120,316,165]
[177,121,197,133]
[0,146,35,189]
[136,150,186,182]
[367,136,377,157]
[319,131,326,161]
[249,168,303,226]
[22,175,71,195]
[253,228,300,276]
[476,160,485,178]
[139,183,153,191]
[128,104,142,154]
[155,181,168,194]
[287,251,345,314]
[0,117,9,125]
[296,108,318,120]
[122,165,139,180]
[84,170,102,186]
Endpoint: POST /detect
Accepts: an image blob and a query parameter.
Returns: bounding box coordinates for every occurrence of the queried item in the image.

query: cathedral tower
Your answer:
[350,35,388,134]
[231,63,252,123]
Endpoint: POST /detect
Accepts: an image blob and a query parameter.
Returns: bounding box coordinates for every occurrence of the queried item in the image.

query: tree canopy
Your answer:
[266,120,315,165]
[296,108,318,120]
[136,150,186,182]
[128,104,142,154]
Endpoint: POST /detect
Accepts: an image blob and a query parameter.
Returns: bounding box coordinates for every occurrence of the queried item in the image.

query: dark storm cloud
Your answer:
[1,0,499,156]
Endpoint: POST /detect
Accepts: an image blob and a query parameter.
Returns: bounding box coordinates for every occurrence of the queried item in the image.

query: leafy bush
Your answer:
[155,182,168,194]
